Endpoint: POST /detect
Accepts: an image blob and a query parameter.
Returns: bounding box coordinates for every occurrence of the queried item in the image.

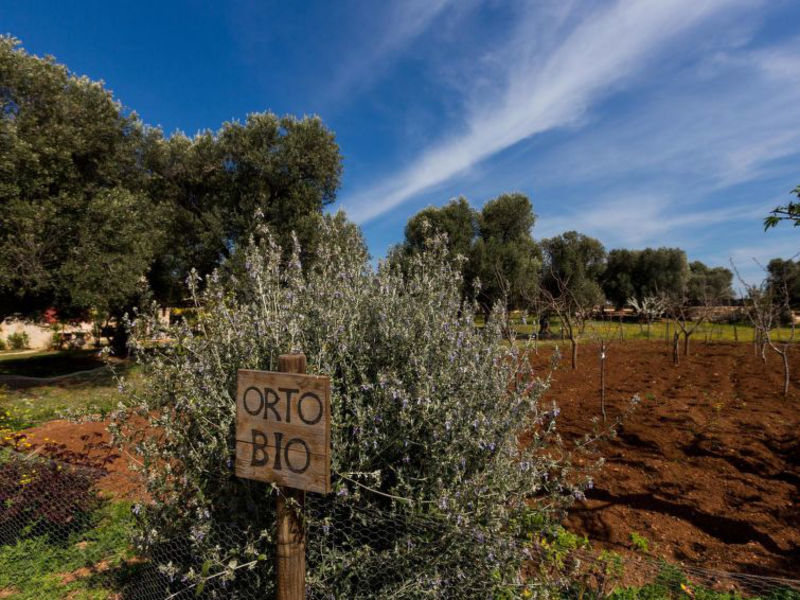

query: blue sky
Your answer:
[3,0,800,285]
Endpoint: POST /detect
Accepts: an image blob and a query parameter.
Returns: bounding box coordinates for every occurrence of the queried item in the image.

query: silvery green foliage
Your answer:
[113,213,584,598]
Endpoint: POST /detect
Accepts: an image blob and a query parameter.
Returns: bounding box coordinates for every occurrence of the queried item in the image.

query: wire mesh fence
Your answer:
[1,446,798,599]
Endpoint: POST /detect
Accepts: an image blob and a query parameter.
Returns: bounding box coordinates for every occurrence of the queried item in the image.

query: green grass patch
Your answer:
[478,314,797,345]
[0,351,107,378]
[0,376,132,431]
[0,350,137,430]
[605,562,800,600]
[0,501,137,599]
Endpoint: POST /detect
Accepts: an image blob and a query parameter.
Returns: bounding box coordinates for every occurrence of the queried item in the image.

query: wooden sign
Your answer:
[235,368,331,494]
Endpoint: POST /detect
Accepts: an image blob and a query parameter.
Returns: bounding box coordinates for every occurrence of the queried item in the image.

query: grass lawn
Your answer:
[0,350,108,377]
[0,351,135,430]
[0,380,129,431]
[0,499,138,599]
[481,315,797,344]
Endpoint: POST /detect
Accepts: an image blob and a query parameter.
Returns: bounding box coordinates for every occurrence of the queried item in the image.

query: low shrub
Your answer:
[49,331,64,350]
[0,337,5,351]
[115,214,588,598]
[7,331,30,350]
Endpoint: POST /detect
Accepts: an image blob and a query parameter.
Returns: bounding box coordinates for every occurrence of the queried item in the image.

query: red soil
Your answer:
[13,418,145,501]
[530,340,800,578]
[9,340,799,577]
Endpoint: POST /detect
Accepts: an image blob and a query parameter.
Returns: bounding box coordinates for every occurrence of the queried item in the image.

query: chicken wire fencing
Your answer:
[1,448,798,600]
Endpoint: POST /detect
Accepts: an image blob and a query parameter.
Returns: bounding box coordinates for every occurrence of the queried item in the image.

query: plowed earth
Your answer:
[529,341,799,578]
[14,341,800,577]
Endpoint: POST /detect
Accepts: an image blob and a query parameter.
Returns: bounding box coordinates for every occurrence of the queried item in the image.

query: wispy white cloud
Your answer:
[535,193,769,247]
[526,36,800,190]
[323,0,457,104]
[341,0,751,223]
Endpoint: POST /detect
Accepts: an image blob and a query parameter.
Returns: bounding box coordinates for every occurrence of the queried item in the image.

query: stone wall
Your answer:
[0,318,94,351]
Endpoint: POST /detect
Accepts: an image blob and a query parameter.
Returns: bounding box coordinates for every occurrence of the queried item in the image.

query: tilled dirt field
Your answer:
[12,340,800,578]
[529,340,800,578]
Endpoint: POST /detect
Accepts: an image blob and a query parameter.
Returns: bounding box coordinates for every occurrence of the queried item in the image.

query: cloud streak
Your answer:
[323,0,456,105]
[342,0,748,224]
[527,36,800,190]
[536,193,770,247]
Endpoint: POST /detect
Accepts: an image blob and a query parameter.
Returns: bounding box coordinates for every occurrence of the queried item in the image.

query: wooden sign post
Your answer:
[235,354,331,600]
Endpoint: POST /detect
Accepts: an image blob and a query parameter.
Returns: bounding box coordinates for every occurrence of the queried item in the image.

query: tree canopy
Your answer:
[541,231,606,311]
[403,197,476,260]
[398,193,540,311]
[602,247,689,307]
[472,194,541,311]
[0,37,342,319]
[148,113,341,303]
[0,36,160,318]
[766,258,800,308]
[687,261,733,305]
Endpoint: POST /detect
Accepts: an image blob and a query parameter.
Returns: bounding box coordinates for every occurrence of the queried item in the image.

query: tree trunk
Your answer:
[673,332,680,366]
[683,332,691,356]
[600,341,606,422]
[782,347,790,397]
[571,337,578,369]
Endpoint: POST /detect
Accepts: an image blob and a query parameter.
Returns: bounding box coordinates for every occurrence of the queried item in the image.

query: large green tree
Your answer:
[687,261,733,305]
[602,247,689,307]
[0,37,343,318]
[541,231,606,310]
[539,232,606,368]
[403,197,476,259]
[148,113,341,303]
[766,258,800,308]
[0,36,161,318]
[398,193,540,312]
[601,249,638,308]
[470,194,541,311]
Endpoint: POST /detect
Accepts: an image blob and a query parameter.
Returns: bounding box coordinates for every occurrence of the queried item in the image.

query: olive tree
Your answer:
[735,263,796,397]
[0,36,161,320]
[540,232,606,369]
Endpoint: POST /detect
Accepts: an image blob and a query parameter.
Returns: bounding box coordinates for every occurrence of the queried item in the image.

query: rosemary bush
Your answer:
[113,214,584,598]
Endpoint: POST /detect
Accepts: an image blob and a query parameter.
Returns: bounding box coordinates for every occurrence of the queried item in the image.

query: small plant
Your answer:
[7,331,30,350]
[50,331,64,350]
[0,337,6,351]
[630,531,650,553]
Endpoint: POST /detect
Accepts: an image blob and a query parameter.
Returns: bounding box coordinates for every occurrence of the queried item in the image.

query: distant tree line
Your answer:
[393,195,736,313]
